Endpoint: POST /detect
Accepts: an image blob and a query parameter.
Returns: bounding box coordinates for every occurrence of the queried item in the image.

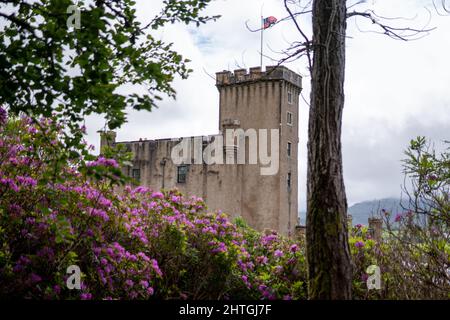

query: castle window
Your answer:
[287,112,293,126]
[132,168,141,181]
[288,90,293,104]
[287,172,292,190]
[287,142,292,157]
[177,165,188,183]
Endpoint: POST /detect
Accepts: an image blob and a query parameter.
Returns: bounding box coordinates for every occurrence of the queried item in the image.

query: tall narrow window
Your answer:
[287,112,293,126]
[287,90,293,104]
[177,165,188,183]
[287,142,292,157]
[287,172,292,190]
[132,168,140,181]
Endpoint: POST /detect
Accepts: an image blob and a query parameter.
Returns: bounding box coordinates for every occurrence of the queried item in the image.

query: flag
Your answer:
[263,16,277,29]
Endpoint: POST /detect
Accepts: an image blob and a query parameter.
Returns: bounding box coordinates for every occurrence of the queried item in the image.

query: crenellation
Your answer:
[249,66,261,76]
[233,68,247,81]
[216,66,301,89]
[215,70,232,85]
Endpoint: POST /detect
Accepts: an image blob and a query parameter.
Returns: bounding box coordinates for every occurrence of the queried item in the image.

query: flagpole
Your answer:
[260,15,263,68]
[260,3,264,68]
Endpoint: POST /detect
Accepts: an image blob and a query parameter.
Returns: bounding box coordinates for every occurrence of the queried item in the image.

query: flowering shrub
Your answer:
[375,137,449,299]
[349,137,450,300]
[349,212,449,300]
[227,219,307,300]
[4,109,445,300]
[348,224,383,299]
[0,109,307,300]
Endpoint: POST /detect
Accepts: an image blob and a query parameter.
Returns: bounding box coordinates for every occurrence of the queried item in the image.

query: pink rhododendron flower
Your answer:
[151,191,164,199]
[274,249,283,257]
[80,293,92,300]
[86,156,119,168]
[355,241,365,248]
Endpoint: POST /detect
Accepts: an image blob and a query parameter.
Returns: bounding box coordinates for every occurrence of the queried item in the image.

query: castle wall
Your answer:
[119,137,244,220]
[102,66,302,236]
[278,80,300,235]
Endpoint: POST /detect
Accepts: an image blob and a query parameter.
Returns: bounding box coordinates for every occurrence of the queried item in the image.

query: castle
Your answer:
[99,65,302,236]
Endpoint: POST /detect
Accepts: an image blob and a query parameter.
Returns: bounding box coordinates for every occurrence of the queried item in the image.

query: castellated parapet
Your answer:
[102,66,302,236]
[216,66,302,89]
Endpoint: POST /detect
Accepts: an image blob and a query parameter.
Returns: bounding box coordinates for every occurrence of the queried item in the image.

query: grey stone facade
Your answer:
[100,65,302,236]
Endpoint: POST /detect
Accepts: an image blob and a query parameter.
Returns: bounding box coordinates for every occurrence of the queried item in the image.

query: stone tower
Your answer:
[101,65,302,236]
[216,66,302,235]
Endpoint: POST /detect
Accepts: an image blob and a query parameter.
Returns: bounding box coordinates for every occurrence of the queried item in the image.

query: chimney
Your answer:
[295,225,306,240]
[347,214,353,228]
[368,217,383,242]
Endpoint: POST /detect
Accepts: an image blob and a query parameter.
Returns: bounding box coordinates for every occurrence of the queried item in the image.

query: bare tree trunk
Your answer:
[306,0,352,299]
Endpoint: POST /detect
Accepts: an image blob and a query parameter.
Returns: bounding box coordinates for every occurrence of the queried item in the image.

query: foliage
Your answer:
[0,0,219,149]
[378,137,449,299]
[0,109,307,300]
[348,224,381,300]
[348,137,450,300]
[1,111,447,300]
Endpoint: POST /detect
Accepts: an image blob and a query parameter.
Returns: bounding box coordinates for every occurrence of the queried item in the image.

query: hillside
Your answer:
[299,197,412,226]
[348,198,410,226]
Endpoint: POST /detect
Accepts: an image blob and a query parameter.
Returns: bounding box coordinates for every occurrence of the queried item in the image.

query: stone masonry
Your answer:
[99,65,302,236]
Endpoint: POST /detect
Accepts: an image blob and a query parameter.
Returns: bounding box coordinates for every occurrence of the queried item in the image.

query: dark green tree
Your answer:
[0,0,218,148]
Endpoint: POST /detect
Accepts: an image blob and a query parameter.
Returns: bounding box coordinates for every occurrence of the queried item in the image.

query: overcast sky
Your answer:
[84,0,450,212]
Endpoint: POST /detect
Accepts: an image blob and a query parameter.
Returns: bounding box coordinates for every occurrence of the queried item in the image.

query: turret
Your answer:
[98,130,116,154]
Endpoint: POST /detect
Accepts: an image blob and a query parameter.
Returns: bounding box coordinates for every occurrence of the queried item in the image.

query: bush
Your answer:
[378,138,449,299]
[0,108,307,300]
[3,109,445,300]
[349,137,450,300]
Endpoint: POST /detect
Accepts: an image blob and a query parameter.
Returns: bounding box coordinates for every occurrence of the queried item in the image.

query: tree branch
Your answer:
[283,0,312,71]
[433,0,450,15]
[0,11,42,40]
[347,10,436,41]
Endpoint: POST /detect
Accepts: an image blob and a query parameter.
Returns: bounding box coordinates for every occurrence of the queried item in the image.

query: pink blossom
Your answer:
[53,285,61,295]
[16,176,37,187]
[86,156,119,168]
[88,208,109,222]
[355,241,365,249]
[274,249,283,257]
[261,234,277,245]
[0,106,6,125]
[30,273,42,283]
[256,256,268,265]
[151,259,163,277]
[80,293,92,300]
[151,191,164,199]
[211,242,227,253]
[125,279,134,288]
